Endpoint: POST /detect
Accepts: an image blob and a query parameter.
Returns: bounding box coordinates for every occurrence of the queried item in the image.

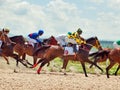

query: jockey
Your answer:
[27,29,44,48]
[0,28,14,48]
[66,28,86,56]
[68,28,86,45]
[55,34,67,47]
[0,28,13,46]
[113,40,120,48]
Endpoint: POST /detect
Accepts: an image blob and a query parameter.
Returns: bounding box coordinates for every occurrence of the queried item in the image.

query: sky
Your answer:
[0,0,120,41]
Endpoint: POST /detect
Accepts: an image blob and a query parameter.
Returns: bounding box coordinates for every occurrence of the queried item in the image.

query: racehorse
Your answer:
[9,35,30,66]
[89,48,111,68]
[10,35,57,67]
[89,48,120,78]
[0,31,27,66]
[32,36,103,77]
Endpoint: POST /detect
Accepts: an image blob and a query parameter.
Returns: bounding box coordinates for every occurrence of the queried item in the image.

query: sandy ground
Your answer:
[0,56,120,90]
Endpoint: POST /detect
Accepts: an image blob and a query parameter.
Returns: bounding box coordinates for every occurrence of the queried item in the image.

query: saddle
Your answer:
[33,45,51,56]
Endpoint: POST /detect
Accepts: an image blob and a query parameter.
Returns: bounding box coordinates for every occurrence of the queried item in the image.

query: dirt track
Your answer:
[0,57,120,90]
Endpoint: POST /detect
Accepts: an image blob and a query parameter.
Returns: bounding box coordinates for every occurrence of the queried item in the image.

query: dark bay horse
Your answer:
[32,36,103,77]
[89,48,120,78]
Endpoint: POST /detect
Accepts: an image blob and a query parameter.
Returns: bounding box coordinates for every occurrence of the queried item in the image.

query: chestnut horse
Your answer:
[0,31,27,66]
[32,36,103,77]
[89,48,120,78]
[10,35,57,67]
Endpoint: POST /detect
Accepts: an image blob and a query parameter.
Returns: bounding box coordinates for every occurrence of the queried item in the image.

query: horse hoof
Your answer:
[14,69,18,73]
[7,62,10,65]
[29,66,33,68]
[37,72,40,74]
[64,73,67,75]
[37,71,40,74]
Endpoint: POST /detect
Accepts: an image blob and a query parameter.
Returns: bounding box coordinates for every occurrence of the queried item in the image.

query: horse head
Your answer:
[43,35,58,45]
[86,36,102,50]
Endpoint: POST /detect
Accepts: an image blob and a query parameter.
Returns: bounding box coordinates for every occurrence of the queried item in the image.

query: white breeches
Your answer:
[65,37,77,44]
[27,37,37,47]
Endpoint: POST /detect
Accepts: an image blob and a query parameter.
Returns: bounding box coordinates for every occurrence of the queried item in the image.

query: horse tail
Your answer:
[89,49,110,59]
[89,51,99,57]
[33,45,51,56]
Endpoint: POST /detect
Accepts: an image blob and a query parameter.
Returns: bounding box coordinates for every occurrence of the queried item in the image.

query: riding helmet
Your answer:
[67,32,72,35]
[3,28,10,33]
[77,28,82,34]
[38,29,44,35]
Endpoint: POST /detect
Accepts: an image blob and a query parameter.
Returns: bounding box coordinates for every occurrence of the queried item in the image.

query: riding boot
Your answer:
[73,44,77,59]
[0,48,2,53]
[73,44,77,52]
[33,43,38,55]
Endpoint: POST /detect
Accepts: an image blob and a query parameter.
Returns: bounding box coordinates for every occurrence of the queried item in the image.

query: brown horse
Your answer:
[0,32,27,66]
[89,48,120,78]
[32,36,103,77]
[10,35,57,67]
[89,48,111,68]
[9,35,30,66]
[61,36,103,76]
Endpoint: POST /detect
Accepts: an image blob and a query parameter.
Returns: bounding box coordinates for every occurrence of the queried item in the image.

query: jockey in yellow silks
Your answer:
[67,28,86,45]
[66,28,86,57]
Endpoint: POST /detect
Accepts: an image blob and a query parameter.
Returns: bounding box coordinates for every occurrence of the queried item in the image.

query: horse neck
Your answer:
[0,34,9,43]
[84,44,93,51]
[10,36,25,45]
[86,37,102,50]
[47,36,58,45]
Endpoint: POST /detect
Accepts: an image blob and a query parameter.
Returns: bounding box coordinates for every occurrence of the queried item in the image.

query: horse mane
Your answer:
[10,35,25,44]
[43,36,57,45]
[86,36,97,42]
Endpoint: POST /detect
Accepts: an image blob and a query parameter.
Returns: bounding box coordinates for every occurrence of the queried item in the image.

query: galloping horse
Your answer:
[61,36,103,76]
[89,48,120,78]
[32,36,103,77]
[10,35,29,66]
[89,48,111,68]
[10,35,57,66]
[0,31,26,66]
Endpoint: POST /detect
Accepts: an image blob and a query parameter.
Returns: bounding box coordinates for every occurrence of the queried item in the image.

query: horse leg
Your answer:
[33,56,38,65]
[1,54,9,64]
[37,59,48,74]
[114,65,120,76]
[32,58,45,68]
[86,59,103,73]
[12,54,28,67]
[80,61,88,77]
[61,58,69,75]
[106,60,115,78]
[89,57,98,68]
[22,53,26,60]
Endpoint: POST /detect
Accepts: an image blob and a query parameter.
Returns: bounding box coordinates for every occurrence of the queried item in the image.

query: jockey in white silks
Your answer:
[55,34,77,46]
[113,40,120,48]
[55,34,77,55]
[55,34,67,47]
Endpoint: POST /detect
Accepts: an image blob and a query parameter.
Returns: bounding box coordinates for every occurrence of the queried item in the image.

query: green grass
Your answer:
[46,57,120,75]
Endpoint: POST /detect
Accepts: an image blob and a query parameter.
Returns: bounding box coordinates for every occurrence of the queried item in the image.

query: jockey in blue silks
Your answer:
[27,29,44,48]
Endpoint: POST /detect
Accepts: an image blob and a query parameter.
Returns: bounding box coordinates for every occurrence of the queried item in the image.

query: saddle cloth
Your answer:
[64,46,74,55]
